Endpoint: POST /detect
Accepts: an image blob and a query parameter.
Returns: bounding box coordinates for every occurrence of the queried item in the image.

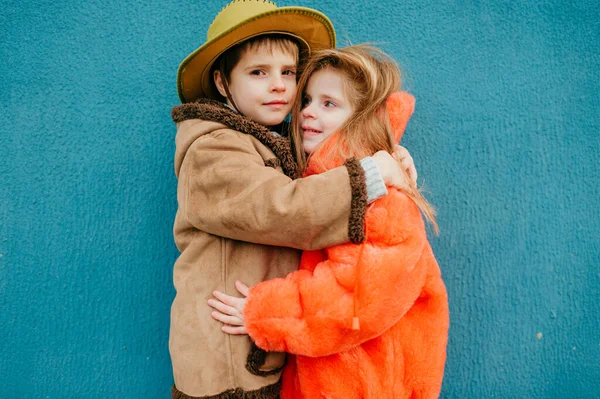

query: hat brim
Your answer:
[177,7,336,103]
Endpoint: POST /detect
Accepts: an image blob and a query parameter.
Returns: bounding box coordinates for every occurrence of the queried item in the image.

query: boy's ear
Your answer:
[213,70,227,98]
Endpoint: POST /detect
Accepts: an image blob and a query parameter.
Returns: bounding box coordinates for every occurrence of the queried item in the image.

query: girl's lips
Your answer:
[303,128,322,136]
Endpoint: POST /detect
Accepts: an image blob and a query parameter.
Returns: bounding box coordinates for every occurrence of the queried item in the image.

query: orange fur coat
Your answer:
[244,92,449,399]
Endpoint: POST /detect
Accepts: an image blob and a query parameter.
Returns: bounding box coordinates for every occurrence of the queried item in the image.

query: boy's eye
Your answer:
[250,70,266,76]
[283,69,296,76]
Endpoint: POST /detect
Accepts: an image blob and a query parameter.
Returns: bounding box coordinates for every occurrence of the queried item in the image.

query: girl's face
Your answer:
[300,68,354,154]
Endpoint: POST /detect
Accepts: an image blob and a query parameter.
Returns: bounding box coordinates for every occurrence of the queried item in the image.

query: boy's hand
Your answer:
[208,281,250,335]
[373,145,418,191]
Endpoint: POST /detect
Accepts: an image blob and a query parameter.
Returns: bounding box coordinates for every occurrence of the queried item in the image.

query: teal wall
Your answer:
[1,0,598,397]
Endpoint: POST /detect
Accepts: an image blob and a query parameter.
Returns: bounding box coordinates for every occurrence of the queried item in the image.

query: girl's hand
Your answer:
[208,281,250,335]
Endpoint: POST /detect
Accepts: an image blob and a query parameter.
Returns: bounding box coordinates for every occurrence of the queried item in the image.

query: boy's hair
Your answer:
[291,44,438,233]
[211,34,301,109]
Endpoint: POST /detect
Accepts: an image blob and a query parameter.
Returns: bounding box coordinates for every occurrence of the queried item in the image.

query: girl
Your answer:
[209,45,450,399]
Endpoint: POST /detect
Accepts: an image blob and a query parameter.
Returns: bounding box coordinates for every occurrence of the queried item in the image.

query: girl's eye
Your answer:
[302,97,311,106]
[324,100,336,108]
[250,70,266,76]
[283,69,296,76]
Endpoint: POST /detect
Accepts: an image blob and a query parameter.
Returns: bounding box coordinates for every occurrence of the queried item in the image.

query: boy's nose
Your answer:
[270,75,286,92]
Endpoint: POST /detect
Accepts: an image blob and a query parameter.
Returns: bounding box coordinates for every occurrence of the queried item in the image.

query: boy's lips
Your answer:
[264,100,288,109]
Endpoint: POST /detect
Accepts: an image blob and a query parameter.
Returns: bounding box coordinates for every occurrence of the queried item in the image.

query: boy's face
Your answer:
[300,68,354,154]
[216,45,297,127]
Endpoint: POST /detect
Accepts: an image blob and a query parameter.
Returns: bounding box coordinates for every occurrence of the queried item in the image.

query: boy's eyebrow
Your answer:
[244,63,297,70]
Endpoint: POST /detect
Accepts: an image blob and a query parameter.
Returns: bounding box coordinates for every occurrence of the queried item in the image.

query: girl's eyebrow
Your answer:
[320,93,344,104]
[304,91,343,104]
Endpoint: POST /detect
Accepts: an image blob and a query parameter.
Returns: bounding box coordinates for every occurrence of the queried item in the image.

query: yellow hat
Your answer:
[176,0,336,103]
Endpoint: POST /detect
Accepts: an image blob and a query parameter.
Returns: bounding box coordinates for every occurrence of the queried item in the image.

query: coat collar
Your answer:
[172,99,300,179]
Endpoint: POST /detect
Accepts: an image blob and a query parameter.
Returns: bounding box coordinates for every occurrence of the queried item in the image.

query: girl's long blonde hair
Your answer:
[290,45,438,233]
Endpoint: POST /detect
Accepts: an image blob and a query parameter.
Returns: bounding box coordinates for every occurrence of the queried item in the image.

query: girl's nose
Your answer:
[301,103,315,119]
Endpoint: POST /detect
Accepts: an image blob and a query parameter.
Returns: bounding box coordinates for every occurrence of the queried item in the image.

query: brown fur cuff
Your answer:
[344,157,367,244]
[171,380,281,399]
[245,342,284,377]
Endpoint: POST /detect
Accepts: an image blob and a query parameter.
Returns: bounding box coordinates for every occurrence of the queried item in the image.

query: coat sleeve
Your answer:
[244,193,429,357]
[178,130,367,249]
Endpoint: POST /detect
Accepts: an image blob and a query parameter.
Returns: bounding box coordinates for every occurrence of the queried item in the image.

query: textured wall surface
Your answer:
[1,0,598,397]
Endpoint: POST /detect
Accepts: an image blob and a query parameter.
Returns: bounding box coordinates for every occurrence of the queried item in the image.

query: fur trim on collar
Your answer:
[172,99,300,179]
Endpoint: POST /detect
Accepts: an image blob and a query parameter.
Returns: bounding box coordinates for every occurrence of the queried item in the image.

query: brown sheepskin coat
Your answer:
[169,99,369,399]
